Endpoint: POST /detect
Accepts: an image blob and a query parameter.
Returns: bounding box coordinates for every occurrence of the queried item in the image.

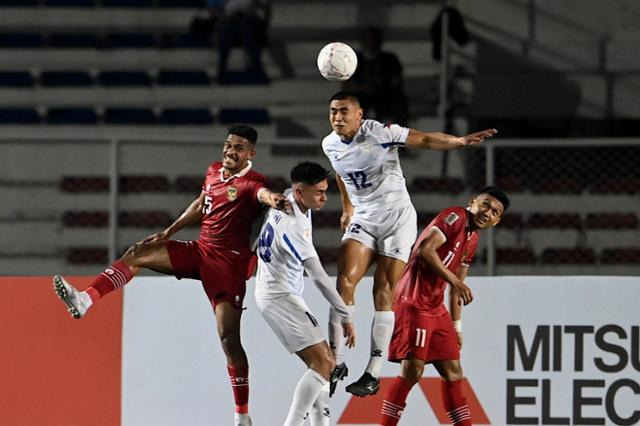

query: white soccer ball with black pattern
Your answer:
[316,42,358,82]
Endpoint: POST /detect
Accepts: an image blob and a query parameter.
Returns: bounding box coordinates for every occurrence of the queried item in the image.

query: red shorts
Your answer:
[166,240,255,310]
[388,300,460,363]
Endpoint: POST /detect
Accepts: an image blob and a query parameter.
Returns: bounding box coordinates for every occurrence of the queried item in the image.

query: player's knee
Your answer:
[402,368,421,387]
[121,242,149,264]
[311,352,334,380]
[218,329,242,355]
[441,366,464,382]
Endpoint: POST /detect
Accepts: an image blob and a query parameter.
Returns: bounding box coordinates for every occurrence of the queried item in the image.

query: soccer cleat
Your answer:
[346,372,380,397]
[329,362,349,397]
[53,275,91,319]
[234,413,252,426]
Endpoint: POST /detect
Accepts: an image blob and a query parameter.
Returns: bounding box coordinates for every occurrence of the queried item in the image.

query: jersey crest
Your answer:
[444,212,460,225]
[227,186,238,202]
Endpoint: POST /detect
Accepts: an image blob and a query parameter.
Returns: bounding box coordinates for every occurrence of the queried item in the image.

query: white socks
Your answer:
[284,369,328,426]
[365,310,395,378]
[328,305,355,365]
[309,382,330,426]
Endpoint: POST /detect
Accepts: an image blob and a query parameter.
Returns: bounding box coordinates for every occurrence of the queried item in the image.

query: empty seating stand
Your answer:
[0,108,40,124]
[0,71,34,87]
[41,70,93,87]
[496,247,536,264]
[601,248,640,264]
[528,213,582,229]
[98,71,151,87]
[218,108,271,125]
[66,247,108,264]
[410,177,465,194]
[104,107,156,124]
[47,107,99,124]
[541,248,596,264]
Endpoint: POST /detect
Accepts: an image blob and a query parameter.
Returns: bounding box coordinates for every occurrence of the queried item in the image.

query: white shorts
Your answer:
[342,204,418,263]
[255,294,325,354]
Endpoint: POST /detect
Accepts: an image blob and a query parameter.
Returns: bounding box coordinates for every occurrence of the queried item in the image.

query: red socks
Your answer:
[441,380,472,426]
[86,260,134,302]
[227,365,249,414]
[380,376,413,426]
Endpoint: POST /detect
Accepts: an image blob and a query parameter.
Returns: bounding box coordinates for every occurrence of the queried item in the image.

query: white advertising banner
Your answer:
[121,276,640,426]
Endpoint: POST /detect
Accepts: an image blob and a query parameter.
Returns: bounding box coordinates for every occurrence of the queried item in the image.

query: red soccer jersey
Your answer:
[198,161,268,250]
[394,206,479,314]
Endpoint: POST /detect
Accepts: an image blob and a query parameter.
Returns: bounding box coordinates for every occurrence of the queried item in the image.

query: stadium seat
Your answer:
[174,175,203,193]
[585,213,638,229]
[218,70,270,85]
[0,71,34,87]
[47,107,99,124]
[62,211,109,228]
[161,33,212,48]
[496,175,525,192]
[0,0,38,5]
[66,247,108,264]
[312,211,341,228]
[41,71,94,87]
[119,175,171,193]
[496,213,524,229]
[600,248,640,264]
[160,108,213,125]
[119,211,172,228]
[60,176,109,192]
[218,108,271,125]
[105,33,156,48]
[530,177,585,194]
[157,70,211,86]
[496,247,536,264]
[157,0,204,6]
[50,33,102,48]
[0,33,46,48]
[410,177,465,194]
[104,107,156,124]
[0,108,40,124]
[589,177,640,194]
[102,0,153,6]
[45,0,95,7]
[541,248,596,264]
[98,70,151,87]
[527,213,582,229]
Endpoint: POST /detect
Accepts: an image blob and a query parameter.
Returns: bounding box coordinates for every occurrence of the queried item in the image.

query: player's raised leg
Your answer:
[433,359,472,426]
[53,240,172,319]
[346,255,404,397]
[215,300,252,426]
[328,239,375,395]
[284,341,334,426]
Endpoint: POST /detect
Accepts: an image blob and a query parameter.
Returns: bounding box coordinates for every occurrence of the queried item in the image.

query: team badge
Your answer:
[227,186,238,201]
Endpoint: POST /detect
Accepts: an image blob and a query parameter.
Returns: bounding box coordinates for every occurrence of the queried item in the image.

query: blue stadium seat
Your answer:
[218,108,270,124]
[47,107,99,124]
[0,0,37,6]
[104,107,156,124]
[0,71,34,87]
[50,33,102,48]
[0,108,40,124]
[41,71,94,87]
[157,70,211,86]
[218,70,269,85]
[0,33,46,48]
[157,0,204,6]
[102,0,152,6]
[162,33,213,48]
[160,108,213,125]
[98,70,151,87]
[45,0,95,6]
[105,33,156,48]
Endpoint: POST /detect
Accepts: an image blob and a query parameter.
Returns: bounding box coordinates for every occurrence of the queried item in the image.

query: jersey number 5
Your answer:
[258,223,275,263]
[203,195,213,215]
[346,171,372,190]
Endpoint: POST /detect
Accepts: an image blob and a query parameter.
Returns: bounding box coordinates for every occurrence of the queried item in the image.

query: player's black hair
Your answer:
[227,124,258,144]
[290,161,330,186]
[329,91,361,106]
[478,186,510,212]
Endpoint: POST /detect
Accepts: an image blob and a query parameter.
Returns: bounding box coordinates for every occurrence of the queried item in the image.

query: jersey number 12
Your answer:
[346,171,372,190]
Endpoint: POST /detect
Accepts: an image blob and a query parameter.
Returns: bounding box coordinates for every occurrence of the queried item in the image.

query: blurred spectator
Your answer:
[429,6,469,62]
[189,0,224,42]
[342,27,409,126]
[216,0,270,83]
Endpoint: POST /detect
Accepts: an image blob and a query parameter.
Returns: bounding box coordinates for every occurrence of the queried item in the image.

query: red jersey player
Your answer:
[379,186,510,426]
[52,124,290,426]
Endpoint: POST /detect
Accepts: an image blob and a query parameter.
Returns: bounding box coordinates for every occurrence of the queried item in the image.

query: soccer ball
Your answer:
[316,42,358,82]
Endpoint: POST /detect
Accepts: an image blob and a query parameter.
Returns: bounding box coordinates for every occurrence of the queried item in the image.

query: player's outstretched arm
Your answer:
[335,175,354,232]
[258,188,292,214]
[304,256,356,348]
[405,128,497,151]
[417,227,474,305]
[142,191,206,243]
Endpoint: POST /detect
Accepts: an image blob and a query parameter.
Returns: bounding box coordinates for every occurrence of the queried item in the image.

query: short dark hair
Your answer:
[227,124,258,144]
[479,186,510,212]
[290,161,329,186]
[329,91,361,106]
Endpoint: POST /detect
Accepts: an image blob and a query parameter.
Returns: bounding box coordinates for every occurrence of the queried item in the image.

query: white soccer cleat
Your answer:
[234,413,252,426]
[53,275,91,319]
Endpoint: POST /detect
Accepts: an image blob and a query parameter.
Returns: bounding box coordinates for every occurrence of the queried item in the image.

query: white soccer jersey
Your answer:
[322,119,412,214]
[255,190,318,299]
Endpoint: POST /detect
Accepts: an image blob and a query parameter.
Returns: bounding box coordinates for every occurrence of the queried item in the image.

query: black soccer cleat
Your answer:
[345,372,380,397]
[329,362,349,397]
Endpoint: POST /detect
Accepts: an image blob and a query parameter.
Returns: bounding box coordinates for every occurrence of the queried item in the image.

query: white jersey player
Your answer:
[255,162,355,426]
[323,91,498,397]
